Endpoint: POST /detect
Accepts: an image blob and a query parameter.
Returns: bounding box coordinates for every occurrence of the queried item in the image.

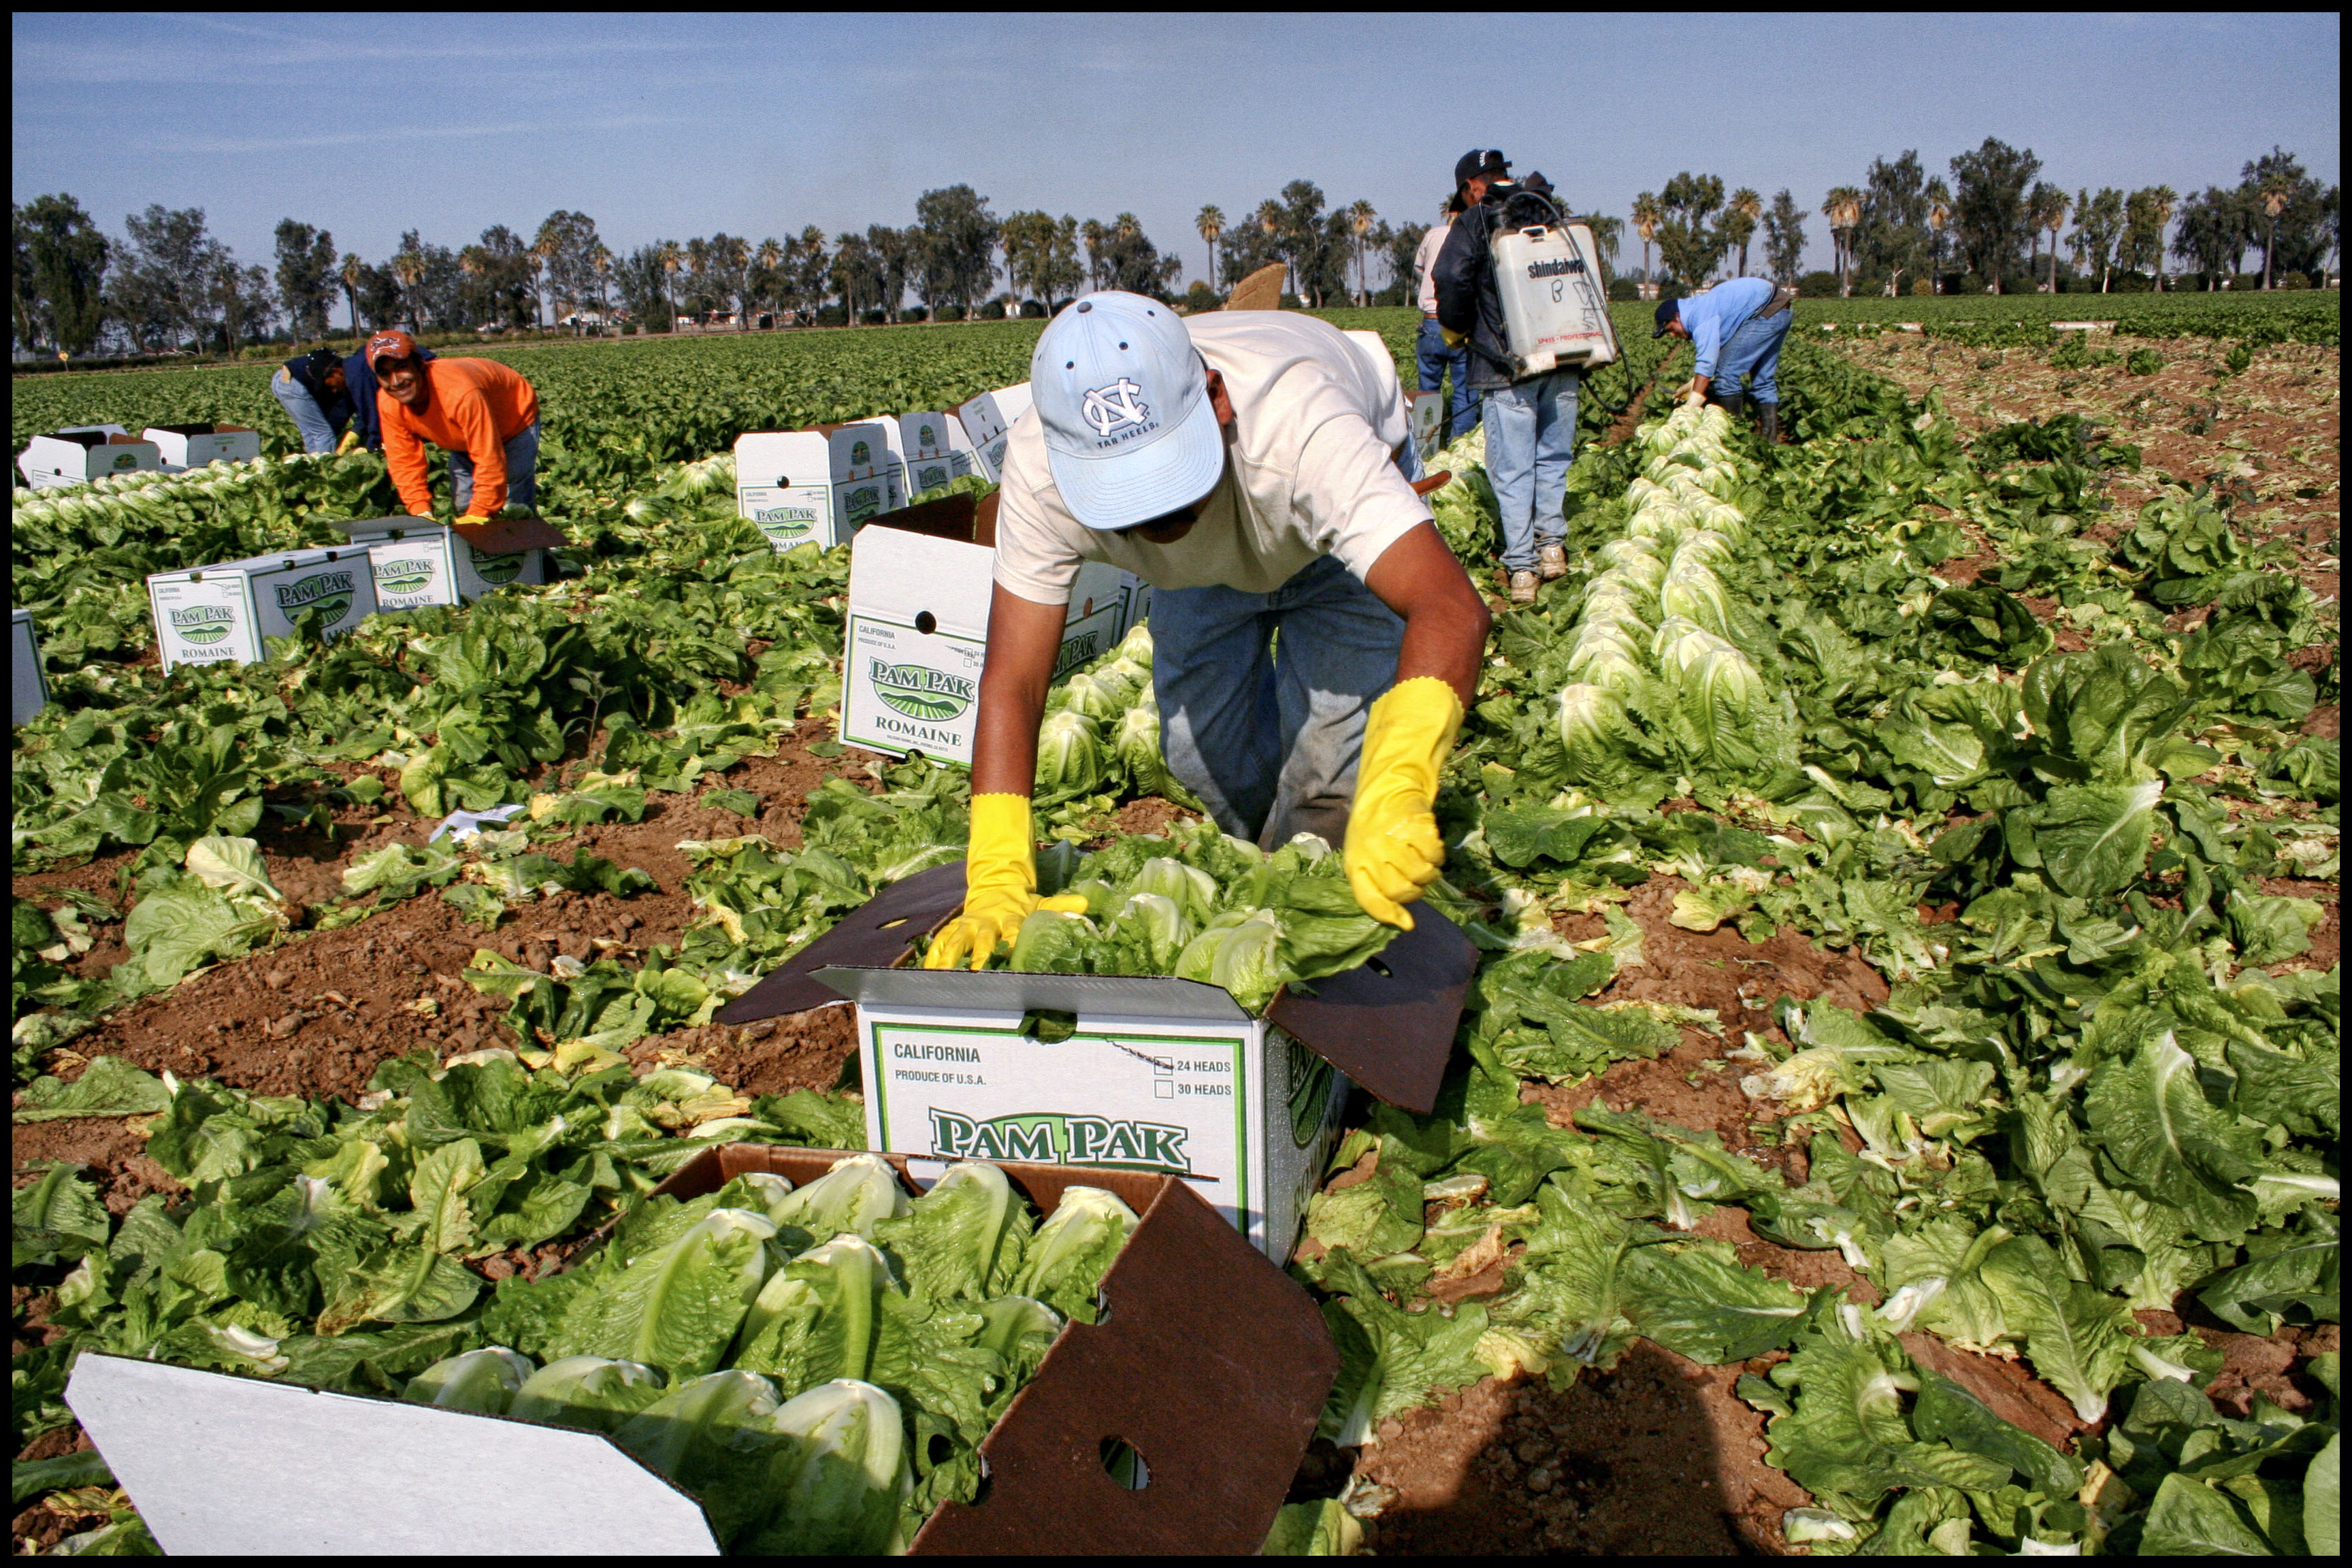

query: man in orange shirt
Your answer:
[365,329,542,519]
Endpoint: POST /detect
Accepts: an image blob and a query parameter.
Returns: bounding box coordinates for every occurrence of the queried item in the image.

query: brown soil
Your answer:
[1835,335,2341,603]
[1354,1346,1808,1555]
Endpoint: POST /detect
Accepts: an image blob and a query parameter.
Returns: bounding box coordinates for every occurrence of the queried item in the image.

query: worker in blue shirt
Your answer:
[270,349,357,453]
[1654,276,1795,442]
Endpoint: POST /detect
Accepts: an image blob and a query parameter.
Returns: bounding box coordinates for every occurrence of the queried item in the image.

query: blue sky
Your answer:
[13,12,2340,289]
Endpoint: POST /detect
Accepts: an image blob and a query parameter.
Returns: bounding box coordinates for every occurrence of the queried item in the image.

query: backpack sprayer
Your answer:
[1487,192,1620,378]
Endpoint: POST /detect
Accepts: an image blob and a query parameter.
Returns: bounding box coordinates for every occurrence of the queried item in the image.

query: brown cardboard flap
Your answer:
[711,861,965,1024]
[864,491,978,544]
[1267,902,1475,1114]
[453,515,568,553]
[1226,263,1288,312]
[973,489,1000,548]
[651,1146,1335,1556]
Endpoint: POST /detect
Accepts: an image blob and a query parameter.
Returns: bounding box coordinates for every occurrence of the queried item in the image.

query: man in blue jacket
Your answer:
[270,348,355,453]
[1654,276,1795,442]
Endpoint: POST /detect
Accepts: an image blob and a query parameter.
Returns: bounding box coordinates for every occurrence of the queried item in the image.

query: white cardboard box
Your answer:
[732,423,906,551]
[333,519,550,611]
[12,609,50,725]
[897,411,964,496]
[831,968,1347,1261]
[17,427,163,489]
[838,521,1129,764]
[142,423,263,472]
[1407,390,1445,463]
[952,383,1032,484]
[941,412,982,480]
[145,546,380,672]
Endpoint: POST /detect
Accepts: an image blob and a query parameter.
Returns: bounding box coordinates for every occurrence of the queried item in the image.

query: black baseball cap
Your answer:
[1454,148,1510,187]
[303,348,340,381]
[1652,297,1681,338]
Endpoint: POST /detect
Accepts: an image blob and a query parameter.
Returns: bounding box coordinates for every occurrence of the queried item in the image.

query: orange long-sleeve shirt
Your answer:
[380,358,540,517]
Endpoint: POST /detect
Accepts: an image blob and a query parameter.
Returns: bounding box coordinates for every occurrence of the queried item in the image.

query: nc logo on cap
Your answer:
[1080,378,1152,440]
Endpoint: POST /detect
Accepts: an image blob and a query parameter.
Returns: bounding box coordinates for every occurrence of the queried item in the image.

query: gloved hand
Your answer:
[1344,678,1465,929]
[1440,326,1467,350]
[924,794,1089,970]
[334,430,360,456]
[1671,377,1699,401]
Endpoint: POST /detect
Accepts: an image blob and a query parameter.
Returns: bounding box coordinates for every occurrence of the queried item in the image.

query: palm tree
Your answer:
[1926,182,1952,292]
[754,238,783,325]
[1254,199,1286,297]
[1347,199,1377,304]
[657,239,682,329]
[2042,189,2068,294]
[589,243,611,331]
[2260,178,2291,289]
[339,251,364,336]
[1631,192,1661,298]
[1729,188,1762,276]
[1822,188,1863,295]
[392,250,423,331]
[532,233,559,328]
[1195,205,1224,295]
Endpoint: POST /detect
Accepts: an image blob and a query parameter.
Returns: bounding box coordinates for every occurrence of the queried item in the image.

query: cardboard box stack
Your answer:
[837,492,1133,766]
[331,517,564,612]
[145,547,380,672]
[143,423,262,472]
[951,384,1032,484]
[733,421,907,551]
[16,427,162,490]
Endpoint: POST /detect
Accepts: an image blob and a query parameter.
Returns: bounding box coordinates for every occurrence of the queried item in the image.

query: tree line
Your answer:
[12,143,2340,359]
[7,184,1198,359]
[1626,142,2339,299]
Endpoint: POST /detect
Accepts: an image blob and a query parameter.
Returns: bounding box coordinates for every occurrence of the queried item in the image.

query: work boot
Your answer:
[1536,542,1569,581]
[1507,570,1539,605]
[1714,391,1747,422]
[1757,402,1783,444]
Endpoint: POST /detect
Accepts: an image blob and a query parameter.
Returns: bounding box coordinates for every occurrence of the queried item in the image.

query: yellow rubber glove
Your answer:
[335,429,360,455]
[1344,677,1464,930]
[924,794,1089,971]
[1440,325,1467,350]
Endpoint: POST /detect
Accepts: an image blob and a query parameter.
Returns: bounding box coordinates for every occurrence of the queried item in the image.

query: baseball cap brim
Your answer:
[1045,381,1226,531]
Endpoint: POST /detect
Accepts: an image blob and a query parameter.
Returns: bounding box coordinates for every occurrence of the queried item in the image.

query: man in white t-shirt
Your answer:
[924,290,1493,970]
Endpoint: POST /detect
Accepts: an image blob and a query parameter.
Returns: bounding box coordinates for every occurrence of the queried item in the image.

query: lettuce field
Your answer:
[11,299,2340,1555]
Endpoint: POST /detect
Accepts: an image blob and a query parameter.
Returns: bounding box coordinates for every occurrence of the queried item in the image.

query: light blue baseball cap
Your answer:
[1031,291,1224,530]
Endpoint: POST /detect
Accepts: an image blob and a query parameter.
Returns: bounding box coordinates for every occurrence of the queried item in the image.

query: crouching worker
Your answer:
[1654,276,1796,442]
[366,329,542,519]
[925,291,1493,969]
[272,348,356,453]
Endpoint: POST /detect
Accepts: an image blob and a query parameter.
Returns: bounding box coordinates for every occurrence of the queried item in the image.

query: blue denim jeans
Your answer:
[1710,308,1793,404]
[449,420,540,513]
[1153,555,1408,849]
[1481,371,1577,572]
[272,371,340,454]
[1415,317,1478,441]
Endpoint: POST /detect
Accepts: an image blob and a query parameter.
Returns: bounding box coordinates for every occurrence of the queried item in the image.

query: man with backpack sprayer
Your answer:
[1654,276,1797,443]
[923,291,1492,970]
[1433,148,1577,606]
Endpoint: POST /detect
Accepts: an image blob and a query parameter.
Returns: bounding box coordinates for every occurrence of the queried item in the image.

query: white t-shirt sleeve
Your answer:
[988,423,1085,606]
[1292,412,1432,583]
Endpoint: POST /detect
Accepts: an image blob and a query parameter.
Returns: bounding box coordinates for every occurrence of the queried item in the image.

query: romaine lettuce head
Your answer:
[1113,621,1154,669]
[1059,670,1126,721]
[1582,578,1656,626]
[1094,655,1151,698]
[770,1154,911,1242]
[1114,704,1169,797]
[876,1160,1031,1303]
[402,1347,534,1414]
[713,1171,798,1227]
[733,1232,898,1392]
[1013,1187,1139,1324]
[745,1379,911,1557]
[975,1295,1064,1386]
[1035,708,1108,798]
[1556,683,1642,775]
[1660,560,1733,637]
[508,1355,668,1433]
[1173,908,1286,1011]
[1105,890,1194,975]
[556,1209,777,1377]
[1008,908,1098,973]
[615,1369,792,1546]
[1671,531,1736,570]
[1128,856,1216,925]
